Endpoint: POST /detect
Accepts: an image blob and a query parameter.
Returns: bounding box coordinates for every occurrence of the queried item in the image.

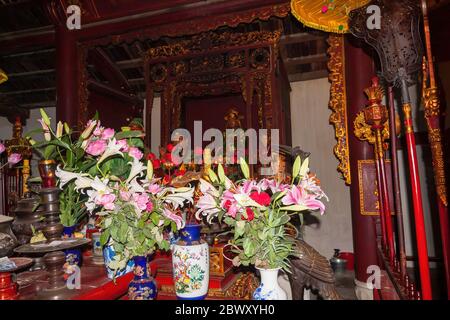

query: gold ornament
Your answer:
[291,0,370,34]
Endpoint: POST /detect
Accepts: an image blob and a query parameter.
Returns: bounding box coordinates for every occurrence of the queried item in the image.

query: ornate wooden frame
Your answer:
[143,30,282,146]
[327,34,351,184]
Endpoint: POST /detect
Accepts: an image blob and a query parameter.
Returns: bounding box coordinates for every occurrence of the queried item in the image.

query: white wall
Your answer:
[290,78,354,258]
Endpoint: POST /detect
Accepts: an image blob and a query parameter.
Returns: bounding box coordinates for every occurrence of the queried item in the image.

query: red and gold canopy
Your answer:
[291,0,371,33]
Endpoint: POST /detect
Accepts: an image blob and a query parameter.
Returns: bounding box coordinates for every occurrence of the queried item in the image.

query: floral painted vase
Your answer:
[62,225,82,266]
[128,255,157,300]
[172,224,209,300]
[103,243,134,279]
[253,267,287,300]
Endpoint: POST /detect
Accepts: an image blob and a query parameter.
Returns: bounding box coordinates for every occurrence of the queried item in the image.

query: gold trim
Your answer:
[422,59,448,206]
[358,159,393,216]
[327,34,351,184]
[39,159,56,165]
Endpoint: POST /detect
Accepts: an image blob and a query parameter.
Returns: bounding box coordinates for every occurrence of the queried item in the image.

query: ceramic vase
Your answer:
[127,255,157,300]
[103,242,134,279]
[38,159,57,188]
[172,224,209,300]
[62,225,82,266]
[253,267,287,300]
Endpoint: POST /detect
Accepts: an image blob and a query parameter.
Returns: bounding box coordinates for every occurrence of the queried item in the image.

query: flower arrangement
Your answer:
[54,124,195,276]
[195,156,327,271]
[27,109,146,227]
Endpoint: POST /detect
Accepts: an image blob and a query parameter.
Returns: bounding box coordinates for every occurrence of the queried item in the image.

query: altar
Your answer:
[0,0,449,303]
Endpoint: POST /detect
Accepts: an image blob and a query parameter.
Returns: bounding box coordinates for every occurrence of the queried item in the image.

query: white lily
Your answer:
[233,193,264,208]
[97,138,123,164]
[126,157,146,184]
[199,178,219,197]
[163,187,194,209]
[55,166,91,189]
[80,120,97,139]
[128,177,146,193]
[91,176,111,194]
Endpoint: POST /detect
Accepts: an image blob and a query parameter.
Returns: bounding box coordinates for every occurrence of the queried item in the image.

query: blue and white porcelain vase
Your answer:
[128,255,157,300]
[253,267,287,300]
[62,225,82,266]
[103,242,134,279]
[172,224,209,300]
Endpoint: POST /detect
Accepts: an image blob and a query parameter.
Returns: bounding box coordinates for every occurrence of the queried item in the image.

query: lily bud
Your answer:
[39,108,51,126]
[147,160,153,180]
[64,122,70,135]
[80,120,97,140]
[56,121,63,138]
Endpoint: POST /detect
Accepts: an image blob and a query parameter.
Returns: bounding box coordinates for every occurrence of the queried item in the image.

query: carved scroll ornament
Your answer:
[327,34,351,185]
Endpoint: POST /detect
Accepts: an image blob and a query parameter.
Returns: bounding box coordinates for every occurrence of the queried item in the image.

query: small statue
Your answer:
[224,107,243,129]
[288,239,342,300]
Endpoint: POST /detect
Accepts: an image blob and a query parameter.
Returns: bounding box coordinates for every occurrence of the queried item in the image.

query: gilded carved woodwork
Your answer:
[145,30,281,144]
[327,34,351,185]
[74,2,290,48]
[147,31,280,60]
[78,45,89,128]
[422,60,448,206]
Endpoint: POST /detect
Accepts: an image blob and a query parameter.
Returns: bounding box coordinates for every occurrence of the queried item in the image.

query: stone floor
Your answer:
[334,270,358,300]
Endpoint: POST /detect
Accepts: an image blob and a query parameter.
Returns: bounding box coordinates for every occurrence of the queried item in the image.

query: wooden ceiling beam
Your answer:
[283,53,328,68]
[7,68,55,77]
[89,47,131,90]
[19,101,56,109]
[288,70,328,82]
[280,32,325,45]
[0,87,55,95]
[116,58,143,69]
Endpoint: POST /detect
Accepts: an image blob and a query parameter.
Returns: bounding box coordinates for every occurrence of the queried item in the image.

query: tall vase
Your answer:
[103,242,134,279]
[128,255,157,300]
[62,225,82,267]
[38,160,57,188]
[172,224,209,300]
[253,267,287,300]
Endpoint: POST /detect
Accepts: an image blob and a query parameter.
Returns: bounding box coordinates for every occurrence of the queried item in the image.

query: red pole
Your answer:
[378,145,395,263]
[375,157,388,249]
[401,94,432,299]
[388,86,408,278]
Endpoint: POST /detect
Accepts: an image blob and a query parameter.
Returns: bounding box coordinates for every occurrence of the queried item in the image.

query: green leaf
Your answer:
[292,156,301,178]
[208,168,218,183]
[114,130,143,140]
[100,229,110,246]
[280,204,309,211]
[239,157,250,179]
[217,164,226,183]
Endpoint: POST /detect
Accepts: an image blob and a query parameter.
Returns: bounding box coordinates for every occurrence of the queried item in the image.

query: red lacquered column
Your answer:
[55,26,79,127]
[344,36,379,286]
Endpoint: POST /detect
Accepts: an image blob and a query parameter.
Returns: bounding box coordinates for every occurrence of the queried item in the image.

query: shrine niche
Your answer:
[143,29,292,147]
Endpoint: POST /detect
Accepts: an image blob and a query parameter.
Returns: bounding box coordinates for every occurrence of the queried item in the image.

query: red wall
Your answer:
[87,90,140,131]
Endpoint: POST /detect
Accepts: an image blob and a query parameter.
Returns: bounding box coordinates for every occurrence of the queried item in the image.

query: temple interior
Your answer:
[0,0,449,301]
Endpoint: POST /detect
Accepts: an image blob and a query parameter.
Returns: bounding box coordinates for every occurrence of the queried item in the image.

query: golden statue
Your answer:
[224,107,243,129]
